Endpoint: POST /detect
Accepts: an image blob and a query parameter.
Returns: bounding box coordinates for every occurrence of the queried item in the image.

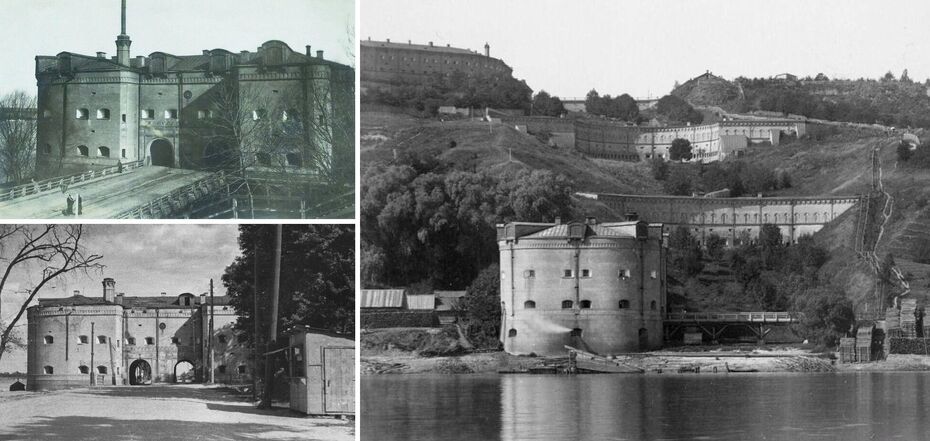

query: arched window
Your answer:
[650,301,657,310]
[97,336,107,344]
[98,146,110,158]
[97,366,108,374]
[76,108,89,119]
[43,366,54,374]
[286,153,302,167]
[79,366,89,374]
[96,109,110,120]
[619,300,630,309]
[164,109,178,119]
[561,300,573,309]
[508,329,517,337]
[523,300,536,309]
[580,300,592,309]
[78,335,88,344]
[77,145,89,156]
[43,336,54,344]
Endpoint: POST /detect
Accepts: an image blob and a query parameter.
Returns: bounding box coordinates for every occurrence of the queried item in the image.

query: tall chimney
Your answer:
[484,42,490,57]
[102,278,116,302]
[316,50,324,59]
[115,0,132,66]
[305,45,312,56]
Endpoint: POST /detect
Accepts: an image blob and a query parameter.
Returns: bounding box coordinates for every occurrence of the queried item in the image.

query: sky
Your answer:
[0,224,241,372]
[0,0,355,93]
[362,0,930,99]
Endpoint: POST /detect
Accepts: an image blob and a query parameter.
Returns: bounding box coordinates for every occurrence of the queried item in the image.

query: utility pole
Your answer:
[260,225,282,408]
[209,278,215,384]
[90,322,95,386]
[252,243,259,402]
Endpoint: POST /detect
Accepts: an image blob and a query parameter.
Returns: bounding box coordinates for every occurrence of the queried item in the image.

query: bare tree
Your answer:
[0,225,104,363]
[0,91,37,185]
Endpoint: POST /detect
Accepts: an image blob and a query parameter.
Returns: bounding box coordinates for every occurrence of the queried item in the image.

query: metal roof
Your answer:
[360,289,405,308]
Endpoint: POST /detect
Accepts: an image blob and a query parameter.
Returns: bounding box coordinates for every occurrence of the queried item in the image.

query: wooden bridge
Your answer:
[664,311,799,344]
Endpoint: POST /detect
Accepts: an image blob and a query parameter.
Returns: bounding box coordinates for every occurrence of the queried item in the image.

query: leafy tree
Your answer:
[531,90,565,117]
[668,227,704,276]
[882,71,896,82]
[796,286,855,347]
[705,233,726,260]
[458,264,502,349]
[758,223,784,268]
[656,94,703,124]
[222,224,355,342]
[669,138,693,161]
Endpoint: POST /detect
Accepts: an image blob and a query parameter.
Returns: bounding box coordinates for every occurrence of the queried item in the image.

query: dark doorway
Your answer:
[150,139,174,167]
[638,328,649,351]
[202,141,238,171]
[174,360,195,383]
[129,359,152,385]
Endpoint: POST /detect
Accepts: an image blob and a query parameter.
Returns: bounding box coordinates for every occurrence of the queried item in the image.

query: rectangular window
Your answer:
[121,149,126,158]
[581,269,591,278]
[141,109,154,120]
[650,270,658,279]
[145,337,154,345]
[121,114,127,123]
[619,269,631,279]
[523,270,535,278]
[78,335,88,344]
[562,269,573,278]
[97,336,106,344]
[171,337,180,344]
[164,109,178,119]
[127,337,136,345]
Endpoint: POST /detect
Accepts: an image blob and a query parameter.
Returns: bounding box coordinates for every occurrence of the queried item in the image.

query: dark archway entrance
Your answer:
[174,360,195,383]
[129,359,152,385]
[202,141,238,171]
[638,328,649,351]
[150,139,174,167]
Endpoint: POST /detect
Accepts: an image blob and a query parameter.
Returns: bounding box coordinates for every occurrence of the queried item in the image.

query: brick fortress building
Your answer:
[34,0,354,179]
[360,38,511,86]
[26,278,247,391]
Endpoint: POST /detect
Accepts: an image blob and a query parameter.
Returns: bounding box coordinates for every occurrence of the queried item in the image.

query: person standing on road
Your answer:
[65,194,74,216]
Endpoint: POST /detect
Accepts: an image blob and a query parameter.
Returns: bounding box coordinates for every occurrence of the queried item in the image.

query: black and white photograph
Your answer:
[360,1,930,440]
[0,224,356,439]
[0,0,355,219]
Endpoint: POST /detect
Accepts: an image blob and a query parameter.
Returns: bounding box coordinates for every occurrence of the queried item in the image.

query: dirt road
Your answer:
[0,384,353,440]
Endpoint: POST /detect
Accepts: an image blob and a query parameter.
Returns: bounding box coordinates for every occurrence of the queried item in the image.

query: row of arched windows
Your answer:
[43,335,107,344]
[75,108,111,120]
[76,145,112,158]
[675,211,835,224]
[42,365,108,375]
[523,299,656,310]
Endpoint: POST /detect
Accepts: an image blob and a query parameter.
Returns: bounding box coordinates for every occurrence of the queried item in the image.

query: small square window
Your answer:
[650,271,658,279]
[619,269,631,279]
[171,337,180,344]
[127,337,136,345]
[581,269,591,278]
[78,335,88,344]
[237,365,246,374]
[523,270,535,278]
[164,109,177,119]
[145,337,154,345]
[563,269,573,278]
[141,109,154,120]
[97,336,106,344]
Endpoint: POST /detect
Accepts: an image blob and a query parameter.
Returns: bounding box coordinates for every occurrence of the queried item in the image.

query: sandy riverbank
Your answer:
[363,346,930,375]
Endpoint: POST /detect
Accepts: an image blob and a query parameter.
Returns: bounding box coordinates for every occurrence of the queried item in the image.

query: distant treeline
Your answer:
[733,76,930,128]
[362,71,532,114]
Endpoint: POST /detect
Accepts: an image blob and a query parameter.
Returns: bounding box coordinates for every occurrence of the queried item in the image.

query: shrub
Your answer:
[360,311,439,329]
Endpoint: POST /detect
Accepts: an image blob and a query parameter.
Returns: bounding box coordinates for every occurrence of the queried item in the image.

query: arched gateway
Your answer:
[129,359,152,385]
[150,139,174,167]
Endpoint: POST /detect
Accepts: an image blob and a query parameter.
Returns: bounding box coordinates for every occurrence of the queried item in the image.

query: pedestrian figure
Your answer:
[117,160,123,173]
[65,194,74,216]
[77,194,83,215]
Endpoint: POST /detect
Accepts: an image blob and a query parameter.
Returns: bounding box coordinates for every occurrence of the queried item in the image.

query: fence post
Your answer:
[232,198,238,219]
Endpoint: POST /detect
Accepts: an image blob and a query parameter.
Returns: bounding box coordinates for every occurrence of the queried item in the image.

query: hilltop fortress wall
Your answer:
[583,193,859,245]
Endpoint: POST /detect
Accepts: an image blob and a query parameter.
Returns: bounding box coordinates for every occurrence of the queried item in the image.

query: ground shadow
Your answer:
[204,402,351,421]
[0,416,336,441]
[80,384,249,402]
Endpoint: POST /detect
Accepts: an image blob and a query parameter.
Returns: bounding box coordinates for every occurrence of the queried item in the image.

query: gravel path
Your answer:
[0,384,353,440]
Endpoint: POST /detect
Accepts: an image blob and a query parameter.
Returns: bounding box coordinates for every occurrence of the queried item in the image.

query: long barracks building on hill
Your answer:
[360,38,512,85]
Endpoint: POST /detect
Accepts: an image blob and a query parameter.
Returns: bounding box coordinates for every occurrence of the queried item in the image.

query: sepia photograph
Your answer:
[0,224,355,440]
[360,1,930,440]
[0,0,356,219]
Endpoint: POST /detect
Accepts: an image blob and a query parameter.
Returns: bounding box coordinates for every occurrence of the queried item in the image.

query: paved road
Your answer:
[0,167,212,219]
[0,384,353,440]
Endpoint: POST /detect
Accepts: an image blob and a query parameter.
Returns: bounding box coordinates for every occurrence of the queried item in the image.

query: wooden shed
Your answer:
[288,329,355,415]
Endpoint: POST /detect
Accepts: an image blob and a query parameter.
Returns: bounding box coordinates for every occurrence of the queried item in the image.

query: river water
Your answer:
[362,372,930,440]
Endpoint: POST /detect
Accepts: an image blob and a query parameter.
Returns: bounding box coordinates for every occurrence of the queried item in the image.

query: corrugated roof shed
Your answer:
[360,289,405,308]
[405,293,435,310]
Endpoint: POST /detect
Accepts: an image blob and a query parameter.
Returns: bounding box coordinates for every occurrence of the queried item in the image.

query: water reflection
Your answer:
[363,372,930,441]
